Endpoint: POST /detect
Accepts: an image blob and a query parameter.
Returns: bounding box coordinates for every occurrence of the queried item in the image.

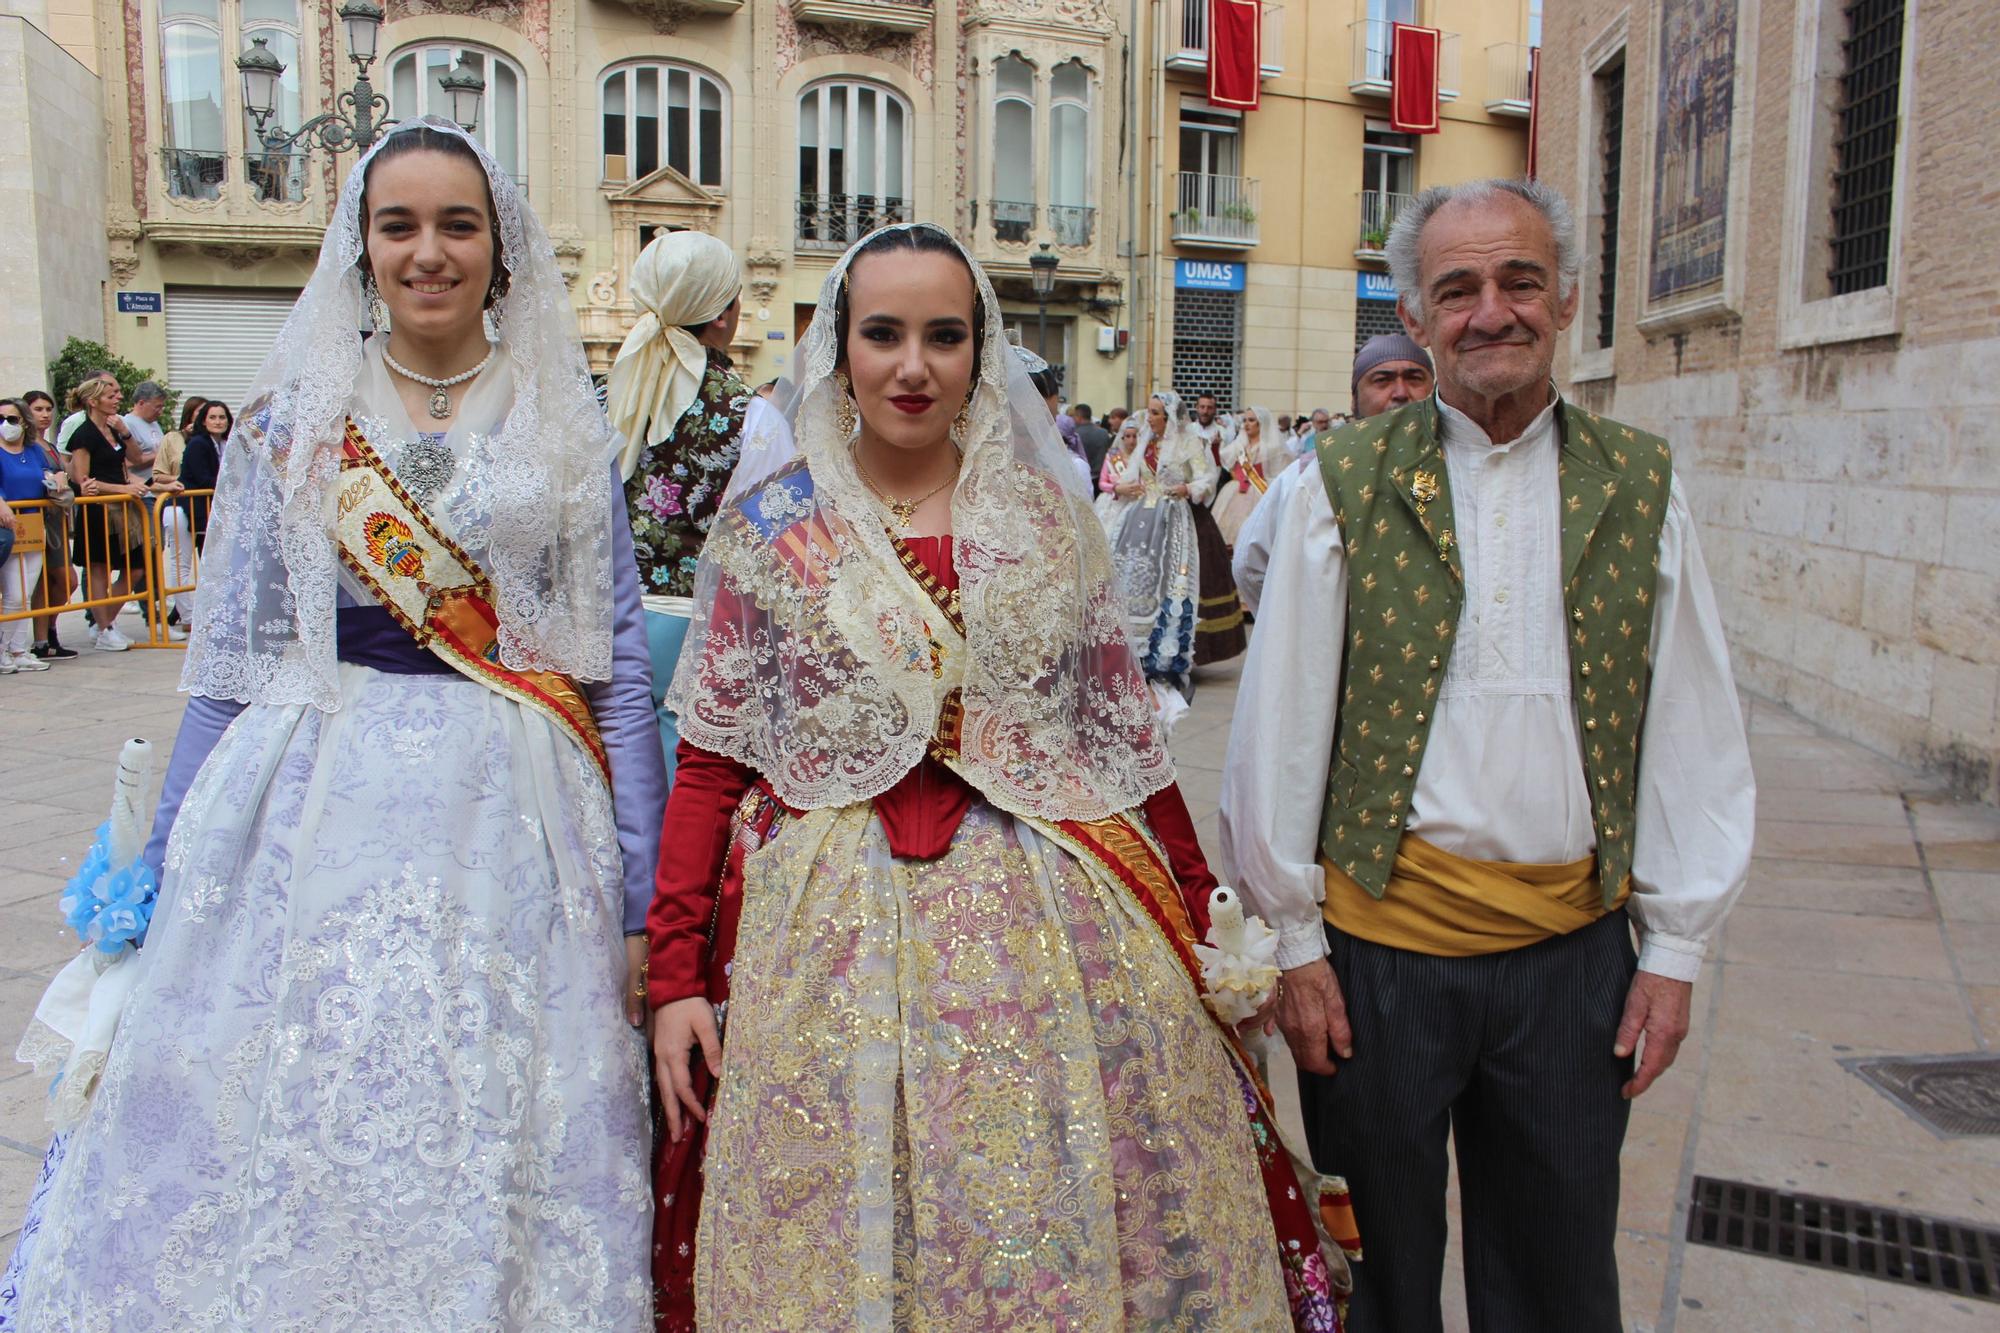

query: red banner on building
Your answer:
[1389,22,1441,135]
[1526,46,1542,178]
[1208,0,1261,111]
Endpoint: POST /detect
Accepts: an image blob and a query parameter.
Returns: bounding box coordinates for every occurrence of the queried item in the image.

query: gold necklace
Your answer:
[854,452,957,530]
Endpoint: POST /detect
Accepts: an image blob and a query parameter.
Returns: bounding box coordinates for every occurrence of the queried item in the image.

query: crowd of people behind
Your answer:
[0,371,229,671]
[1056,377,1399,729]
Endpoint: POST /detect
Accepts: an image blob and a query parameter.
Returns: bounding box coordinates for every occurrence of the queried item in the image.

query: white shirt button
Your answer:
[1495,512,1508,528]
[1495,588,1510,605]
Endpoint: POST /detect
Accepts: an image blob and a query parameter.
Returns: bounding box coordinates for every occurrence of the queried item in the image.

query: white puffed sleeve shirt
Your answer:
[1219,394,1755,982]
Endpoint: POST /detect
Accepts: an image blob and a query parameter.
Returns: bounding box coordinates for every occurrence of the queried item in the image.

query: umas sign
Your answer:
[1174,260,1246,292]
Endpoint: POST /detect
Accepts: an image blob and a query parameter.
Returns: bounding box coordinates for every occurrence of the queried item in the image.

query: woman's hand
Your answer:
[1168,483,1191,499]
[79,477,100,497]
[623,933,648,1029]
[1114,481,1142,499]
[653,996,723,1144]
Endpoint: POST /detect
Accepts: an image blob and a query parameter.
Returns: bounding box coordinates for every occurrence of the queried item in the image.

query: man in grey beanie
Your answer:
[1348,332,1433,420]
[1232,335,1435,614]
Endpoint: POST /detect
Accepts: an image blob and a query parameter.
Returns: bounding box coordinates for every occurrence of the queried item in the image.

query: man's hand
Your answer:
[1273,956,1354,1076]
[1614,971,1693,1099]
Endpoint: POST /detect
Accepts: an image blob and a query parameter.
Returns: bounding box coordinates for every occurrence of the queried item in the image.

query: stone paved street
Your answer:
[2,606,1998,1329]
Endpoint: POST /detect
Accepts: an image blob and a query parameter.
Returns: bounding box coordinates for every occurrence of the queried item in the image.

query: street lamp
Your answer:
[1029,243,1060,377]
[237,0,484,161]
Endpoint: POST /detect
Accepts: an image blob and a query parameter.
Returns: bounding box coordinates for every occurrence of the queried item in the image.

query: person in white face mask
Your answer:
[0,398,60,672]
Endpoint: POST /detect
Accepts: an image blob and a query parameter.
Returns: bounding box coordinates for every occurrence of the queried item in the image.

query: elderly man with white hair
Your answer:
[606,230,751,776]
[1221,179,1755,1331]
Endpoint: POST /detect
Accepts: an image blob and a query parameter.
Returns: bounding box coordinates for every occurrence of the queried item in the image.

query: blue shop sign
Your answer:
[1358,272,1398,303]
[1174,260,1245,292]
[116,291,163,314]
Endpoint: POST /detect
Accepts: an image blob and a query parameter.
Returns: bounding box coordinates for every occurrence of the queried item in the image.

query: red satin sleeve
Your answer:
[1141,782,1218,940]
[646,739,754,1008]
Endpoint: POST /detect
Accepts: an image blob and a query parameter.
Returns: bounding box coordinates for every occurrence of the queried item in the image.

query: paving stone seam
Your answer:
[1903,792,1993,1053]
[1655,954,1729,1333]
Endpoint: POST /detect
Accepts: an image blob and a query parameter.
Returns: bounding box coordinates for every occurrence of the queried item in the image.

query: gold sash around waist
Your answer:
[1321,834,1629,957]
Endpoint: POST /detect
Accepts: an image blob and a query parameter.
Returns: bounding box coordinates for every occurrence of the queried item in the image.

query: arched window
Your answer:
[241,0,304,203]
[1049,60,1092,245]
[796,81,911,249]
[990,55,1035,242]
[161,0,227,199]
[388,44,528,189]
[600,63,727,187]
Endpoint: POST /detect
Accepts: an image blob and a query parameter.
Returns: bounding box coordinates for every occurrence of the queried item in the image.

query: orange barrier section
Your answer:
[0,491,215,650]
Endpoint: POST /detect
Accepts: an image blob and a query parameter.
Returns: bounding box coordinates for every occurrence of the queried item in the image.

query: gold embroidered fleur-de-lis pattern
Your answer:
[1311,400,1673,903]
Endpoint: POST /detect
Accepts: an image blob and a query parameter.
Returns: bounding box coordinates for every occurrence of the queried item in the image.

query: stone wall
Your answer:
[0,15,107,396]
[1540,0,2000,801]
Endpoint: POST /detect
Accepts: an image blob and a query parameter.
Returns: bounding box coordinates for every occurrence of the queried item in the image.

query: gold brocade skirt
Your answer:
[695,800,1291,1331]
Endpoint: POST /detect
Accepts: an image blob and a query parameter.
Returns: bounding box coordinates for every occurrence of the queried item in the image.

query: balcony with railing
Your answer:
[789,0,932,34]
[1485,43,1534,117]
[988,199,1036,243]
[1349,19,1460,100]
[1165,0,1284,79]
[1356,190,1413,261]
[796,193,915,250]
[1172,172,1259,250]
[162,148,227,203]
[1049,204,1096,248]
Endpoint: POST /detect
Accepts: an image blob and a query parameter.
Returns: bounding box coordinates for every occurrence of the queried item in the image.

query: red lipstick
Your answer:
[888,394,934,415]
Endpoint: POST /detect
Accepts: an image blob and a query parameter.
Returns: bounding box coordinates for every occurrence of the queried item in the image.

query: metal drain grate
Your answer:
[1686,1176,2000,1302]
[1843,1052,2000,1137]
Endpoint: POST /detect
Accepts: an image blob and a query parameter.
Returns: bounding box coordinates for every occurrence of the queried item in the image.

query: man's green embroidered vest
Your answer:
[1312,398,1672,906]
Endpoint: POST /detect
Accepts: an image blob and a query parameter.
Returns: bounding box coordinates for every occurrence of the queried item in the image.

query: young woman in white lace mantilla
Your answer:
[1,120,666,1330]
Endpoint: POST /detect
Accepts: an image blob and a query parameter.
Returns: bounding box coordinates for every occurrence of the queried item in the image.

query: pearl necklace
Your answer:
[383,342,496,420]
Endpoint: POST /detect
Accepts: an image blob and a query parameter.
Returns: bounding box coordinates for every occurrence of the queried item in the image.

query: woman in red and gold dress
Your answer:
[645,224,1350,1330]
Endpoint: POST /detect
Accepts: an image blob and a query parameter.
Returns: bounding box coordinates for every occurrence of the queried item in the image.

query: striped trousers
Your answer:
[1300,909,1638,1333]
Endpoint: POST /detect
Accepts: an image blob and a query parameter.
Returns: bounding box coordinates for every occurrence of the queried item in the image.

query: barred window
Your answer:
[1594,56,1626,349]
[1171,290,1241,411]
[1827,0,1904,296]
[1354,299,1402,346]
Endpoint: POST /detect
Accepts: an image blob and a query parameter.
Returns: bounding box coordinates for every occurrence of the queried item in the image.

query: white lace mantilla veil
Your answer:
[666,223,1175,820]
[182,116,617,707]
[1133,388,1208,478]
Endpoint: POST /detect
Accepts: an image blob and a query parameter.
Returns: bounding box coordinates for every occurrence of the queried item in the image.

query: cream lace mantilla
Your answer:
[667,226,1173,820]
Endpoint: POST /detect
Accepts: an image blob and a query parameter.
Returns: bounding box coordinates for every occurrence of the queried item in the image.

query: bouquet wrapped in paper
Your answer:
[15,739,160,1128]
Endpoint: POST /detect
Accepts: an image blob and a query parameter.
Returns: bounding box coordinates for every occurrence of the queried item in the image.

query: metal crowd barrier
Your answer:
[0,490,215,651]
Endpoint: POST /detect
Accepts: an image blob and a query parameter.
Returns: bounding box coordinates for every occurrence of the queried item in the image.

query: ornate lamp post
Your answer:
[237,1,484,160]
[1029,243,1061,377]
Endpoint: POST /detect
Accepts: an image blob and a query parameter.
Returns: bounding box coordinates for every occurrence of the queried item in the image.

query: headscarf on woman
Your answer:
[606,231,742,479]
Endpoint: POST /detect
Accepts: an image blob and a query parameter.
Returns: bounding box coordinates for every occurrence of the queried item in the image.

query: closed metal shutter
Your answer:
[164,286,302,415]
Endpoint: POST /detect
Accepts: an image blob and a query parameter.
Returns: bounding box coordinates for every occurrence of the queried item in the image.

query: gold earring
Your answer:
[951,399,973,446]
[834,371,858,438]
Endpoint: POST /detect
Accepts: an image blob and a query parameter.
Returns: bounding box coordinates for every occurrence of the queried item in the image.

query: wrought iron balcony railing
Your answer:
[1485,42,1534,116]
[1165,0,1285,78]
[1172,172,1259,249]
[162,148,226,202]
[1349,19,1461,100]
[989,199,1035,243]
[1357,189,1414,258]
[796,192,914,250]
[1049,204,1096,247]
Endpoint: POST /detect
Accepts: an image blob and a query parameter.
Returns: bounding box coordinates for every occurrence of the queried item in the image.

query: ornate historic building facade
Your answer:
[9,0,1141,412]
[7,1,1542,419]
